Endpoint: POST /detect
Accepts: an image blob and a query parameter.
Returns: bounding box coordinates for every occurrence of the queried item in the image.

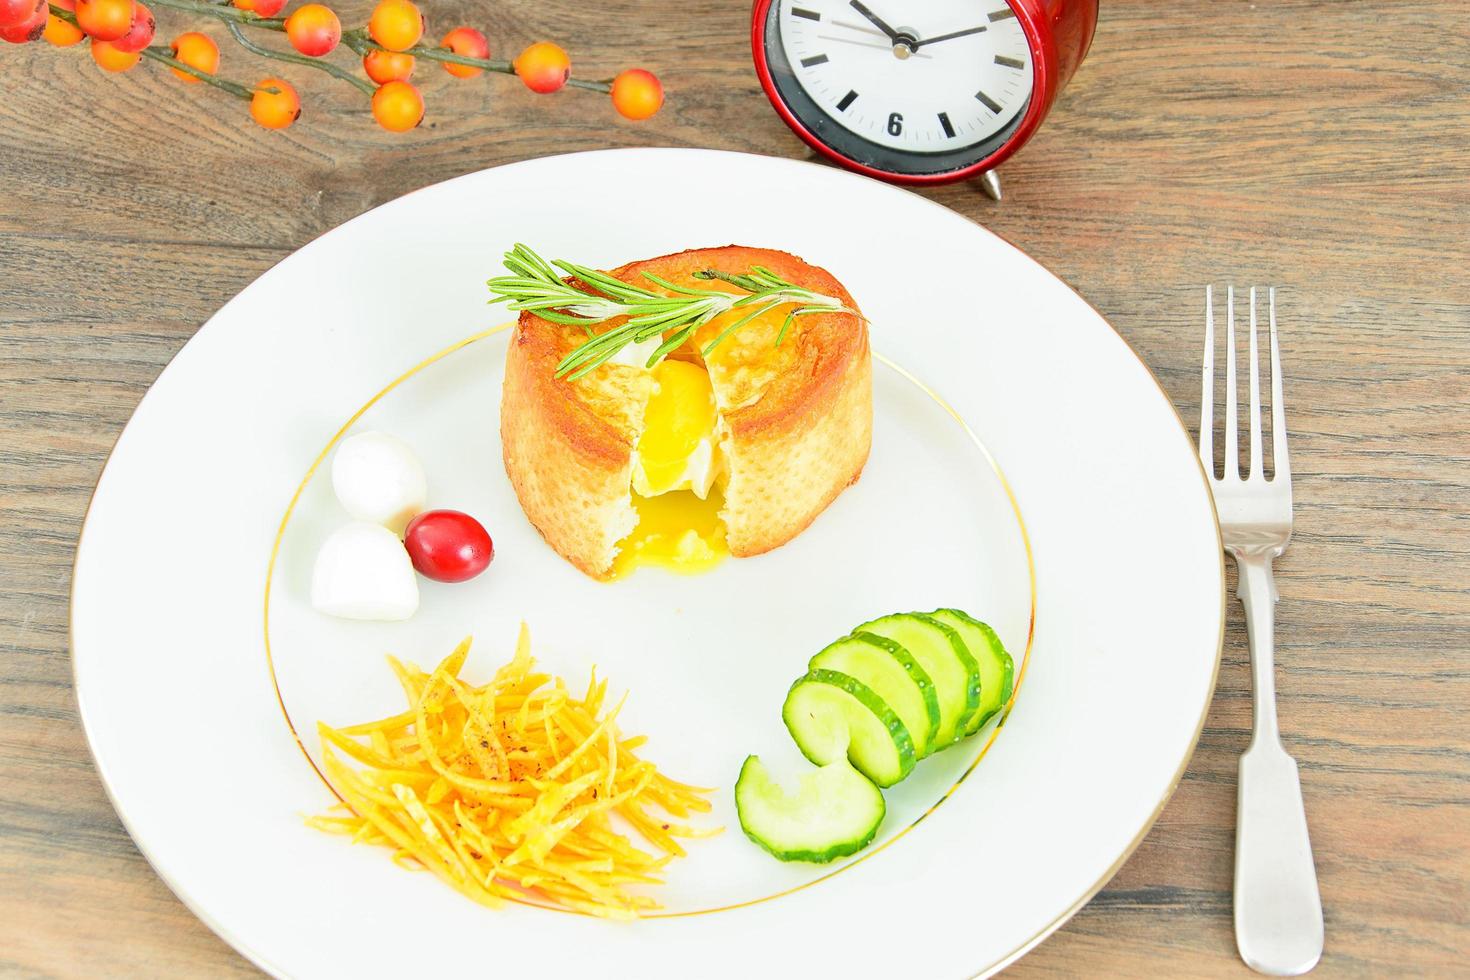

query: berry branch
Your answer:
[147,0,282,28]
[225,19,374,95]
[3,0,664,132]
[140,44,253,98]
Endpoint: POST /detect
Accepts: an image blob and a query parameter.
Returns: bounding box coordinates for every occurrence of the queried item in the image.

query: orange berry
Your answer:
[74,0,133,41]
[0,0,45,41]
[90,37,139,70]
[371,79,424,132]
[514,41,569,94]
[234,0,285,14]
[169,31,219,82]
[610,68,663,121]
[0,0,42,29]
[109,0,151,51]
[43,7,85,45]
[439,26,486,78]
[251,77,300,129]
[367,0,420,51]
[284,3,338,56]
[363,48,413,84]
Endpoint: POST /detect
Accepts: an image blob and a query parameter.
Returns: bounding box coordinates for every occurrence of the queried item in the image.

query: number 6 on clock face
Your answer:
[751,0,1098,187]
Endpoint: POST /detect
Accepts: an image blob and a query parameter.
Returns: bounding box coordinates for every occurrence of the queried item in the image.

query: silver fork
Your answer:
[1201,286,1324,975]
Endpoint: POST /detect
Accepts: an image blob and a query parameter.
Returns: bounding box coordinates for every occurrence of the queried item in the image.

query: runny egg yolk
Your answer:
[612,487,727,578]
[632,359,718,497]
[616,359,728,577]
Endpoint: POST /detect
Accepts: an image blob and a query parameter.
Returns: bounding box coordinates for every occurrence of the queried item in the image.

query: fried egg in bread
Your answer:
[500,246,871,580]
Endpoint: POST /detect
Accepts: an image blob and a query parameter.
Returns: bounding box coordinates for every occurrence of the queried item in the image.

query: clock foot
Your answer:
[978,169,1002,201]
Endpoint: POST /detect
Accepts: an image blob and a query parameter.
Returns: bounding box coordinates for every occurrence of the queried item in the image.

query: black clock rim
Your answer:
[762,1,1032,177]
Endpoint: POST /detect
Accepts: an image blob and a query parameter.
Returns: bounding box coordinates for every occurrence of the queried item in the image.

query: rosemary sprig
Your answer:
[487,244,850,380]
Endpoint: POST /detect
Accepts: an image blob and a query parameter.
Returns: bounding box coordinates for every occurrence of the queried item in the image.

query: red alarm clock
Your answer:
[752,0,1098,198]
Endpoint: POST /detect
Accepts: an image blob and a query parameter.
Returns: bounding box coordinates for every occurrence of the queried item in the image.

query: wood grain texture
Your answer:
[2,0,1467,975]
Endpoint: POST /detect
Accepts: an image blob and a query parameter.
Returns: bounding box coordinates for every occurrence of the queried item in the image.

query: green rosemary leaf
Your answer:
[649,325,698,364]
[536,309,602,327]
[555,260,662,303]
[561,347,622,381]
[488,244,849,380]
[555,332,629,377]
[512,244,561,283]
[640,272,717,298]
[775,309,798,347]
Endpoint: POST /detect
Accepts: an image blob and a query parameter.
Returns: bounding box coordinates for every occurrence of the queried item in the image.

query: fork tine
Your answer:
[1270,287,1290,483]
[1201,285,1214,476]
[1248,287,1263,480]
[1224,286,1239,479]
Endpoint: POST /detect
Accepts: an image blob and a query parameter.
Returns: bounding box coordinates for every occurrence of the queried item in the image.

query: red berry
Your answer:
[514,41,569,94]
[169,31,219,81]
[363,48,413,84]
[90,36,139,69]
[367,0,421,52]
[0,0,42,29]
[251,77,301,129]
[403,510,493,583]
[108,0,152,52]
[234,0,285,15]
[0,0,46,41]
[284,2,339,56]
[439,25,487,79]
[611,68,663,121]
[43,6,85,45]
[74,0,133,41]
[371,78,424,132]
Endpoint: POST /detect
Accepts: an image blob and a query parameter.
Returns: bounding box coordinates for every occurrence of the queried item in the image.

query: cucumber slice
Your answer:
[782,668,915,787]
[928,608,1015,736]
[853,613,981,749]
[735,755,885,863]
[809,632,940,758]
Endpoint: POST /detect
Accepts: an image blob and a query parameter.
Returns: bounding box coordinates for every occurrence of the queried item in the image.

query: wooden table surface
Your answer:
[3,0,1467,975]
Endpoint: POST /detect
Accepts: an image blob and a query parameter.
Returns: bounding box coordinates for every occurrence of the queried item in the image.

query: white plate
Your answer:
[72,148,1223,979]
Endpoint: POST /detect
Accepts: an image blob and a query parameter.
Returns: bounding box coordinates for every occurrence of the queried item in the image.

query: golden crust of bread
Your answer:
[501,245,871,578]
[500,309,650,579]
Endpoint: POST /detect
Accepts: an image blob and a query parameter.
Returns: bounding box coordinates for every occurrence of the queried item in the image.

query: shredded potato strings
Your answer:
[308,626,719,918]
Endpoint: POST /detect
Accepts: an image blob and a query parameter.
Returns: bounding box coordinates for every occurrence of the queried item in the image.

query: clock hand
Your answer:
[912,24,988,49]
[847,0,901,42]
[815,32,934,59]
[831,18,887,39]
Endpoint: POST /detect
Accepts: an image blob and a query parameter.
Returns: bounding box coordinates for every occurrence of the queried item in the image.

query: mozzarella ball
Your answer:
[331,430,427,534]
[311,521,420,621]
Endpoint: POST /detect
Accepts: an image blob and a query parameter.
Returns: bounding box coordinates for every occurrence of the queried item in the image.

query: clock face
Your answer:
[775,0,1033,155]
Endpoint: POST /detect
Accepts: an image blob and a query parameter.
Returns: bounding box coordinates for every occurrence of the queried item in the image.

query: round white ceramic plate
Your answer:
[72,148,1223,979]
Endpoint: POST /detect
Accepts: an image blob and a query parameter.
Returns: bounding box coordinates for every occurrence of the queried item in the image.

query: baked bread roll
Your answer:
[501,245,871,580]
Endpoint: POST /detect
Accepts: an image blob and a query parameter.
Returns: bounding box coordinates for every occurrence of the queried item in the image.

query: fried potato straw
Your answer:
[308,626,717,918]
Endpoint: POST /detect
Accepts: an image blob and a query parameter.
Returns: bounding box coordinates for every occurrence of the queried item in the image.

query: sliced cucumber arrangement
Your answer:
[739,607,1015,863]
[809,632,940,758]
[782,668,915,787]
[736,755,885,863]
[853,612,981,750]
[928,608,1015,736]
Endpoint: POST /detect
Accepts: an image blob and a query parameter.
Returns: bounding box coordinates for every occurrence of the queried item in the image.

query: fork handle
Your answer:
[1232,551,1324,976]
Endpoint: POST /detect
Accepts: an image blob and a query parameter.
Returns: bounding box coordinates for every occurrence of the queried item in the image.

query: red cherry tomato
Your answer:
[403,510,493,582]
